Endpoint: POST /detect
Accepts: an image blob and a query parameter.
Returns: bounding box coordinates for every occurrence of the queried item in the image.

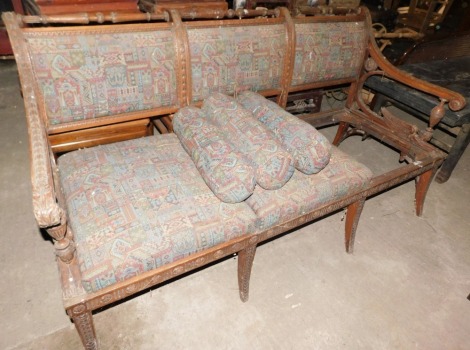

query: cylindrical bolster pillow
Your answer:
[238,91,331,175]
[202,92,294,190]
[173,106,256,203]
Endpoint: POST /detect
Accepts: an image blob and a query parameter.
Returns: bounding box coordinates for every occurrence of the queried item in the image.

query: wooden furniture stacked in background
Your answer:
[3,7,464,349]
[366,32,470,183]
[139,0,228,14]
[0,0,23,56]
[395,0,454,35]
[23,0,140,15]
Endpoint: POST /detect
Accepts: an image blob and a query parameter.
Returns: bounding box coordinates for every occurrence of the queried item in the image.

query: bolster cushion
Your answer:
[173,106,256,203]
[238,91,331,175]
[202,92,295,190]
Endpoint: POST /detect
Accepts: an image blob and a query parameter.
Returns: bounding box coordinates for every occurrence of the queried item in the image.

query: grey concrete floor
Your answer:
[1,59,469,350]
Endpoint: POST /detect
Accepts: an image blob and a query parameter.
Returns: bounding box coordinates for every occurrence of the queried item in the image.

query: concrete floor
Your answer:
[1,59,469,350]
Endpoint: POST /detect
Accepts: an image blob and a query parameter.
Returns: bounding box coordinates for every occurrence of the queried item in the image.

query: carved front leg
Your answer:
[68,304,98,350]
[238,243,257,302]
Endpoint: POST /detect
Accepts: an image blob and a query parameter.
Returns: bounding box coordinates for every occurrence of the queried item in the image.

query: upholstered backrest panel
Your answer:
[292,21,367,86]
[25,28,177,126]
[187,24,286,102]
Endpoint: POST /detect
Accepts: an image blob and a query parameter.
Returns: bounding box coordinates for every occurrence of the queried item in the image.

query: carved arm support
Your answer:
[3,13,75,263]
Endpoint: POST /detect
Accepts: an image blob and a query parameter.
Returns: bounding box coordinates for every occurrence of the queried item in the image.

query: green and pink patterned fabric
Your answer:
[173,106,256,203]
[25,28,177,125]
[292,21,367,86]
[187,24,286,102]
[202,92,295,190]
[246,147,373,230]
[58,134,259,293]
[238,91,331,174]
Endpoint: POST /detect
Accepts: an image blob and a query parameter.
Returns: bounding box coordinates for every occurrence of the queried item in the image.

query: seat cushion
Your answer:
[173,106,256,203]
[237,91,331,174]
[202,92,295,190]
[246,147,373,230]
[58,134,259,293]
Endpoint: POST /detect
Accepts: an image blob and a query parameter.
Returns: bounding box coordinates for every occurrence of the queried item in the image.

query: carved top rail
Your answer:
[19,8,280,25]
[18,4,366,25]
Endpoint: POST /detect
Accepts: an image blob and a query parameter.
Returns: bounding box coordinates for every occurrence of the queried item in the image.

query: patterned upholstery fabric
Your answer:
[58,134,259,293]
[292,21,367,86]
[202,93,295,190]
[173,106,256,203]
[237,91,332,174]
[246,147,373,230]
[25,29,177,125]
[188,24,286,102]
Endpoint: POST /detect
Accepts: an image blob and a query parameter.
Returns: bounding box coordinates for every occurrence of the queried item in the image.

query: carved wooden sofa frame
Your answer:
[3,7,465,350]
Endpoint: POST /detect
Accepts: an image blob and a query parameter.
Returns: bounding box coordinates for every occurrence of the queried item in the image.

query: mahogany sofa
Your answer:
[3,7,465,349]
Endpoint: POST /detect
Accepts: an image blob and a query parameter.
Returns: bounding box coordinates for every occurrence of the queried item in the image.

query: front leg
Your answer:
[68,304,98,350]
[237,243,257,302]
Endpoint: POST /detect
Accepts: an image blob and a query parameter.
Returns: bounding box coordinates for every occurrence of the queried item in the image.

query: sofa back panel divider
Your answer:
[3,7,465,349]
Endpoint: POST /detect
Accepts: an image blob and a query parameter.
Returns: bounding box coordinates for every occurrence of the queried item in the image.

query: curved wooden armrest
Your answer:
[367,38,466,112]
[27,99,64,229]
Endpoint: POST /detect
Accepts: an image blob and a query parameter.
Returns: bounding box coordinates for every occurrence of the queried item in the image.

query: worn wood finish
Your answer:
[3,7,465,349]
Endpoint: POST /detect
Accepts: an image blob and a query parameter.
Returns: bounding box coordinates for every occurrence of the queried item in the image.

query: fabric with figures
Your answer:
[173,106,256,203]
[246,147,373,230]
[188,24,286,102]
[238,91,332,174]
[58,134,259,293]
[292,21,367,86]
[25,29,177,125]
[202,92,295,190]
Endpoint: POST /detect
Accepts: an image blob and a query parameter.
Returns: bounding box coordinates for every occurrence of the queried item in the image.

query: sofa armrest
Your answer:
[3,12,75,263]
[25,76,76,263]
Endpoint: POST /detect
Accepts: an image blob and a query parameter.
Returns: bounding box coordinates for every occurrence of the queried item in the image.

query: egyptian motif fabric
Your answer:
[292,21,367,86]
[58,134,258,293]
[202,92,295,190]
[173,106,256,203]
[25,29,178,125]
[187,24,286,102]
[238,91,332,175]
[246,147,373,230]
